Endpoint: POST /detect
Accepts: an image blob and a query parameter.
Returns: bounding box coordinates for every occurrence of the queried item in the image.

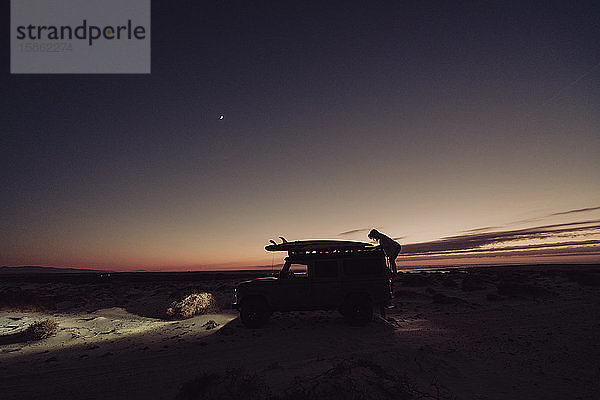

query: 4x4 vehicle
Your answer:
[232,240,393,328]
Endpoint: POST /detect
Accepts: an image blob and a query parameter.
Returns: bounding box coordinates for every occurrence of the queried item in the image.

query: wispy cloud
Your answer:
[507,205,600,226]
[401,220,600,256]
[340,206,600,263]
[338,228,372,237]
[509,217,544,226]
[338,229,405,242]
[549,206,600,217]
[400,246,600,262]
[414,240,600,256]
[461,226,501,233]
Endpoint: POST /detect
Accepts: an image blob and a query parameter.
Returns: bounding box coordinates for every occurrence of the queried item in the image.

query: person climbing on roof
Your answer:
[368,229,401,274]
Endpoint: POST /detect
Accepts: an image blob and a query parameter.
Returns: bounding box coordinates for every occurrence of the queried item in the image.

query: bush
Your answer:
[166,292,217,320]
[24,319,59,340]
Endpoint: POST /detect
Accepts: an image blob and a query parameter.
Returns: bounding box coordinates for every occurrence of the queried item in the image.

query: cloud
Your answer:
[399,246,600,262]
[338,229,405,242]
[508,217,544,225]
[507,206,600,226]
[401,220,600,255]
[461,226,501,233]
[414,240,600,256]
[336,207,600,263]
[338,228,372,237]
[549,206,600,217]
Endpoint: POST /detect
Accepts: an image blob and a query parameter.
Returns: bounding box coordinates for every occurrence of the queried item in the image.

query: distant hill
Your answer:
[0,266,110,274]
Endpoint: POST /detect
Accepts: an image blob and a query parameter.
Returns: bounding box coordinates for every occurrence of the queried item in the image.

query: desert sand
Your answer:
[1,265,599,399]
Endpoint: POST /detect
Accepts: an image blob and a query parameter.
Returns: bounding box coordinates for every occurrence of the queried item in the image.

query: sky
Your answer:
[2,1,600,270]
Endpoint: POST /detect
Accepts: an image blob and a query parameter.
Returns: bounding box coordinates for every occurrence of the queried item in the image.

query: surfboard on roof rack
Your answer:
[265,239,375,252]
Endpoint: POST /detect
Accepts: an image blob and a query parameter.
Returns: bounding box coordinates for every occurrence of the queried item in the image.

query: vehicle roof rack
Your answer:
[287,247,383,258]
[265,239,383,257]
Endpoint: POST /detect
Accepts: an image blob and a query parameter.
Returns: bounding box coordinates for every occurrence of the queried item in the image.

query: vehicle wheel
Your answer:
[240,297,269,328]
[343,295,373,326]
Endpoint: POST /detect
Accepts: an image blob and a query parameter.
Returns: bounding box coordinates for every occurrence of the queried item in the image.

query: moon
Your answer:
[219,115,224,120]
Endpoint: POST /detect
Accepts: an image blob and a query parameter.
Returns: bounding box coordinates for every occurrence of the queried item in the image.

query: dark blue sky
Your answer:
[2,1,599,269]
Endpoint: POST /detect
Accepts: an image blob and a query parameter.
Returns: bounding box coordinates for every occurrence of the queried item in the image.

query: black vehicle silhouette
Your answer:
[232,240,393,328]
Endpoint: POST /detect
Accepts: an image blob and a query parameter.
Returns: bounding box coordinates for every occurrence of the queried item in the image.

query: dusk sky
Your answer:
[2,1,599,270]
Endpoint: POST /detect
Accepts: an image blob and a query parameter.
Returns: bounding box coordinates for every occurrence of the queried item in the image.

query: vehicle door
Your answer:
[309,259,342,308]
[274,261,311,310]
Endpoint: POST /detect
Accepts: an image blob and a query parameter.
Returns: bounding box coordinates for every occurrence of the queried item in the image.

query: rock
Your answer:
[202,320,219,330]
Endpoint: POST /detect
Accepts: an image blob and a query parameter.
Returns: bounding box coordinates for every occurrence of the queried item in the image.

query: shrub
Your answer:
[24,319,59,340]
[166,292,217,320]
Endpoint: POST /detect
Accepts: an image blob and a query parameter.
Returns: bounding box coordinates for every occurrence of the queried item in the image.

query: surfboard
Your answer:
[265,240,374,252]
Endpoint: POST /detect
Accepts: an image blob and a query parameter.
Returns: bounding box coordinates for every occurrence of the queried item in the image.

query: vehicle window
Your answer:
[313,260,338,278]
[343,257,383,276]
[289,263,308,277]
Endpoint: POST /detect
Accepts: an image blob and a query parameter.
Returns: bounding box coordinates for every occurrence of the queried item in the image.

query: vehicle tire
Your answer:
[343,295,373,326]
[240,297,269,328]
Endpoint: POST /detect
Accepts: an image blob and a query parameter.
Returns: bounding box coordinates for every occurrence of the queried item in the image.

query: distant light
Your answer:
[219,115,224,120]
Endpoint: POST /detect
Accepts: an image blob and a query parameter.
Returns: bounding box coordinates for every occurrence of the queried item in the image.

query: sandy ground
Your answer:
[1,266,599,399]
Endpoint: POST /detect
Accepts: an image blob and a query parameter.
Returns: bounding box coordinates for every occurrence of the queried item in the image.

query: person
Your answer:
[368,229,401,274]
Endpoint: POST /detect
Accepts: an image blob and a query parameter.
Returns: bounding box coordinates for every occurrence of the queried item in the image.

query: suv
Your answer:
[232,240,393,328]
